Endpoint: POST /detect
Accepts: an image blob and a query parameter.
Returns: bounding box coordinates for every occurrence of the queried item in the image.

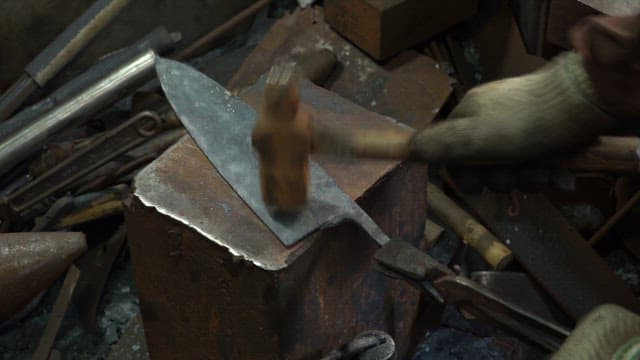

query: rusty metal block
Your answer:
[127,9,452,359]
[324,0,478,59]
[127,136,427,359]
[228,8,452,130]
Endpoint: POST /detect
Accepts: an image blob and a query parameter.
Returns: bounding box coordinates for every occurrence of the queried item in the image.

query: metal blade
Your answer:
[155,57,390,247]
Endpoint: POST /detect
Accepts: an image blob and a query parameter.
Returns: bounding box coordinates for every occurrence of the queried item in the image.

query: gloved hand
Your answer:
[552,304,640,360]
[409,51,616,164]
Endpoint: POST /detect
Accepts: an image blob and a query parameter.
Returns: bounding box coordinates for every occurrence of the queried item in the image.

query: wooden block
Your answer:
[324,0,478,59]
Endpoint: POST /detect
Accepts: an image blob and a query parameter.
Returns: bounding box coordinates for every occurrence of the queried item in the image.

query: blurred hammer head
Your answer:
[252,62,311,215]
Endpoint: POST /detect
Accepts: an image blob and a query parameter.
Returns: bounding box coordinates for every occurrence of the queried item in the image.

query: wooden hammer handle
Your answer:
[427,182,513,269]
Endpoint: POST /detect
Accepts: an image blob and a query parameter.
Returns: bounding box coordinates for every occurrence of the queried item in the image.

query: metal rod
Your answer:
[0,75,38,121]
[173,0,272,60]
[0,0,132,121]
[0,50,157,176]
[589,189,640,246]
[0,27,179,143]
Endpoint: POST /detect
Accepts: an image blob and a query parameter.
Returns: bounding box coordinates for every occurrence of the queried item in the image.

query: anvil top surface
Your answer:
[134,8,451,271]
[134,77,404,271]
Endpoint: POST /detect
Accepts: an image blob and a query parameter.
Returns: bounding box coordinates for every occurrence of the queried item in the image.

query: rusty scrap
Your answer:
[74,224,128,330]
[434,275,571,352]
[374,240,454,281]
[173,0,272,61]
[2,111,169,224]
[32,265,81,360]
[471,271,571,326]
[589,189,640,246]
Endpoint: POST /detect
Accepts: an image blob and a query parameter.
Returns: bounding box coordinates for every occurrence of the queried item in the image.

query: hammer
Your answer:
[251,50,337,215]
[251,51,512,269]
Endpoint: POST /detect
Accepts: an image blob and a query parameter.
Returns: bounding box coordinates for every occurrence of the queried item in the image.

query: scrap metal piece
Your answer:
[32,265,81,360]
[471,271,571,326]
[0,232,86,324]
[156,57,391,247]
[226,9,452,130]
[31,196,75,231]
[435,275,571,352]
[374,240,454,281]
[4,111,163,220]
[173,0,272,61]
[74,224,128,330]
[0,0,132,121]
[73,128,187,194]
[0,50,157,176]
[55,200,124,229]
[589,189,640,246]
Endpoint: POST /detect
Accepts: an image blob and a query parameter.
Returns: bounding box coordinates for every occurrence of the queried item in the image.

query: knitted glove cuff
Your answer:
[561,51,613,118]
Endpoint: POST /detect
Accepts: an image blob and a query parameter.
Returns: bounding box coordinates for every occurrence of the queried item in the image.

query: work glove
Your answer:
[409,51,620,192]
[409,51,615,164]
[552,304,640,360]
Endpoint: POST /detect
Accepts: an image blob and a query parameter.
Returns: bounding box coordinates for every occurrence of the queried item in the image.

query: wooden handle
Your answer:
[427,182,513,269]
[252,62,311,214]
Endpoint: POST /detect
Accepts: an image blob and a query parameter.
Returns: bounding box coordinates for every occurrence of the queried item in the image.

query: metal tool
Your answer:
[157,57,391,247]
[2,110,168,225]
[0,50,157,176]
[374,243,571,351]
[471,271,572,326]
[435,276,571,352]
[0,27,180,143]
[0,0,132,121]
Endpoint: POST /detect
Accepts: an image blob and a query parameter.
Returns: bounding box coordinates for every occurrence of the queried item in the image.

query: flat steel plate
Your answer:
[156,57,389,247]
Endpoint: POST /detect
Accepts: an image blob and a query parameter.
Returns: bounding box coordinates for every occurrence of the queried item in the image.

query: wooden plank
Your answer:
[324,0,478,59]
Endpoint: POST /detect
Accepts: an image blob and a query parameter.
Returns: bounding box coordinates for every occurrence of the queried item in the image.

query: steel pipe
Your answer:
[0,50,157,176]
